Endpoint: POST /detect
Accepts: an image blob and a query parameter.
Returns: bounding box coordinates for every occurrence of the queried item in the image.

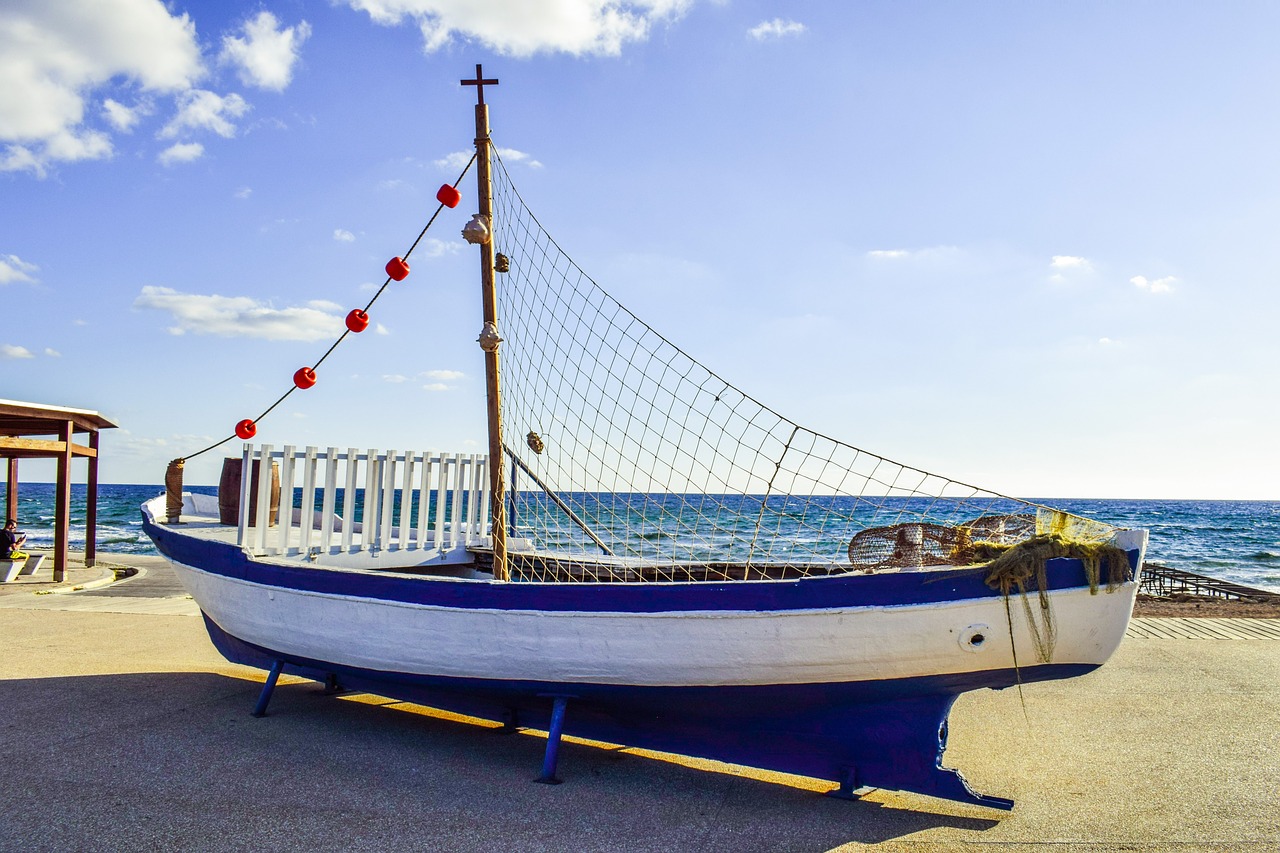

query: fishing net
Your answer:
[487,150,1119,582]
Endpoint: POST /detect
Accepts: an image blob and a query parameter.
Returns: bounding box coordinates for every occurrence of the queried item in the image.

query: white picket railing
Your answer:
[238,444,491,564]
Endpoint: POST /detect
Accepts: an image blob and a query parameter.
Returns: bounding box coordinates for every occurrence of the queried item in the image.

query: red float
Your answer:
[345,309,370,333]
[436,184,462,208]
[235,419,257,440]
[294,367,317,389]
[385,256,410,281]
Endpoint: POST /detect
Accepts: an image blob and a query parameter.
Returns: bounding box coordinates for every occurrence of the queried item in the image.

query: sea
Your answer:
[3,484,1279,593]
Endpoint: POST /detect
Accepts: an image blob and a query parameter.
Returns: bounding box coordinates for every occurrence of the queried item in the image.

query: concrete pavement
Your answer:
[0,555,1277,851]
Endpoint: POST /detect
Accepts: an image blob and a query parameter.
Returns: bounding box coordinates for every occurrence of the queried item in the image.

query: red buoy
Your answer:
[385,256,410,281]
[346,309,369,333]
[294,367,317,389]
[235,419,257,440]
[436,184,462,208]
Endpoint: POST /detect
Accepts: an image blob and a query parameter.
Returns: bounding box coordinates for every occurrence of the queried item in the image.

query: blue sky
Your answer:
[2,1,1278,498]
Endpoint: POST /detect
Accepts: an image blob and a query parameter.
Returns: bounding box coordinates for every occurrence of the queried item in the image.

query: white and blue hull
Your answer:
[142,495,1146,808]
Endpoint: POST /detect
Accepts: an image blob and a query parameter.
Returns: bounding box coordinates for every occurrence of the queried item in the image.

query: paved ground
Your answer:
[1,555,1277,851]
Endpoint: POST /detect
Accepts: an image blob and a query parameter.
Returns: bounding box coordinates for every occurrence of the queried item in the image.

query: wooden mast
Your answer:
[462,64,508,581]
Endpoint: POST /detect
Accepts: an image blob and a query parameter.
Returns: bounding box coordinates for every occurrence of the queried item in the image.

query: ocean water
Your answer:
[3,484,1278,593]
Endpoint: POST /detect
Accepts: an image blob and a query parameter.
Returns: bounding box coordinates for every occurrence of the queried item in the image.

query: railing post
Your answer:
[299,446,318,554]
[252,445,273,555]
[380,450,397,551]
[275,445,296,556]
[341,448,358,554]
[416,452,434,551]
[319,447,338,553]
[237,443,252,549]
[363,449,379,551]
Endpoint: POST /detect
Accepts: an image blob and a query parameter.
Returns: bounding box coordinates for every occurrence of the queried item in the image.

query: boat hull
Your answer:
[142,501,1144,809]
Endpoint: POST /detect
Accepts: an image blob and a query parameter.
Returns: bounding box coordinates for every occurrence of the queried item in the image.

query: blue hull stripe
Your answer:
[144,514,1137,614]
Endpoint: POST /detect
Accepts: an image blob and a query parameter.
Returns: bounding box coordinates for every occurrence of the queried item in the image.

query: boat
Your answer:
[141,66,1148,810]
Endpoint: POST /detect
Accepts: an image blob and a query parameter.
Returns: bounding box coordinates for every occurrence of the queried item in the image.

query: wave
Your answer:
[1246,551,1280,562]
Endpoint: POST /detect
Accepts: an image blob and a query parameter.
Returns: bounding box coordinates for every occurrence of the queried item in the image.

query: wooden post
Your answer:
[86,429,100,567]
[463,64,509,581]
[4,457,15,524]
[54,420,73,583]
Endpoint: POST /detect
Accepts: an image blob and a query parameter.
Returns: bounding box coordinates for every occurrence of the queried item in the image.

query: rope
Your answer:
[179,158,477,463]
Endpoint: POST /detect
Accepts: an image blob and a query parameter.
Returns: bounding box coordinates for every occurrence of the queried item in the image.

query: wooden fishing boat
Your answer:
[142,67,1147,810]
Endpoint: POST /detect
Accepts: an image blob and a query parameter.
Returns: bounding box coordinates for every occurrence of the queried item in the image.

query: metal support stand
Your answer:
[322,672,345,695]
[251,659,284,717]
[826,768,863,801]
[535,695,571,784]
[497,706,522,734]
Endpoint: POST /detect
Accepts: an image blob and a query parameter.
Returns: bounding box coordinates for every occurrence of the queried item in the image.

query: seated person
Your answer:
[2,518,28,561]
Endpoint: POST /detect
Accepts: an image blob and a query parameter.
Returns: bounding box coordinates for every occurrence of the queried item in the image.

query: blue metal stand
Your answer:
[826,768,862,801]
[251,659,284,717]
[535,695,570,785]
[497,706,522,734]
[322,672,345,695]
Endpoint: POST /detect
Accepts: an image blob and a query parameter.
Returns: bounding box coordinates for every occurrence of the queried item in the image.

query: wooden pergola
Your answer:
[0,399,118,582]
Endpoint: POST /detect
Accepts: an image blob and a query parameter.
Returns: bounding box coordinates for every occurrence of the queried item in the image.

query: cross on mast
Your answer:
[464,65,508,581]
[461,64,499,105]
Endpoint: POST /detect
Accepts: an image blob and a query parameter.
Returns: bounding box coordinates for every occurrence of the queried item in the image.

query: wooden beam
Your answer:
[0,437,97,457]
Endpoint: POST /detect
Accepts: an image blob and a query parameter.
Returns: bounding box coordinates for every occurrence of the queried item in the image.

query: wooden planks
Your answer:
[1126,617,1280,640]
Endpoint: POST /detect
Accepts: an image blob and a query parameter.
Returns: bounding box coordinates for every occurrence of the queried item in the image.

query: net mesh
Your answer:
[488,150,1116,582]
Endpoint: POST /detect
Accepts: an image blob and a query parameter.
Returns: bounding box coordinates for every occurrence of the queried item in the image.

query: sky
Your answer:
[2,0,1278,499]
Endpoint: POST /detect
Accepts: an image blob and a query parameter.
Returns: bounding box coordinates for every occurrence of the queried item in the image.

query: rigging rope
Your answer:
[177,156,477,464]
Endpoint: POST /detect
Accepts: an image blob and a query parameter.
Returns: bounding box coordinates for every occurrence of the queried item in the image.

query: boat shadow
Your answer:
[0,671,1002,850]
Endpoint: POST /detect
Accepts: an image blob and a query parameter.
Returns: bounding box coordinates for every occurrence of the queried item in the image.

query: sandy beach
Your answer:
[1,555,1277,851]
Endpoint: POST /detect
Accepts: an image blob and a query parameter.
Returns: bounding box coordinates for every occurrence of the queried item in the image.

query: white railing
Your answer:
[238,444,491,564]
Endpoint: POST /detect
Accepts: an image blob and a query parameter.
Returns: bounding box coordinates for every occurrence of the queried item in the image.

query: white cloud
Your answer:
[1,344,34,359]
[435,147,540,172]
[159,89,249,139]
[1098,337,1114,346]
[102,98,149,132]
[1050,255,1093,271]
[748,18,806,41]
[382,374,410,383]
[0,254,39,284]
[1048,254,1095,284]
[344,0,691,57]
[423,369,464,380]
[157,141,203,165]
[422,382,451,392]
[44,347,61,357]
[219,11,311,92]
[375,323,390,335]
[496,147,543,169]
[333,229,356,242]
[416,238,463,257]
[433,150,473,171]
[133,285,345,340]
[0,0,204,175]
[234,186,252,199]
[867,249,908,260]
[1131,275,1176,294]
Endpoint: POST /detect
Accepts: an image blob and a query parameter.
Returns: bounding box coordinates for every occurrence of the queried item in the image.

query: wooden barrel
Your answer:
[218,457,281,527]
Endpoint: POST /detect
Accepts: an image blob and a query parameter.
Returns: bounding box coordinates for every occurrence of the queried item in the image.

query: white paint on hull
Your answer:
[169,558,1137,688]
